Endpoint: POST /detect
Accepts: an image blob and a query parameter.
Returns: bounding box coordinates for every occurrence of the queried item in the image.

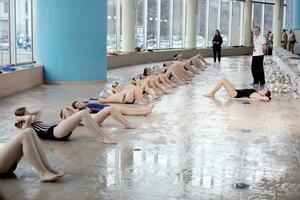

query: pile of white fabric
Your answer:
[264,58,295,93]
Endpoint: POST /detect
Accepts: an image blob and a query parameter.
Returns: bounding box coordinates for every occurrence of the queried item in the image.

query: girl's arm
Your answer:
[16,115,33,129]
[28,109,42,122]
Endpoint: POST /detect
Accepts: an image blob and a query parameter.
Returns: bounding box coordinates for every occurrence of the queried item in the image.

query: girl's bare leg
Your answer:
[98,95,122,104]
[129,86,147,105]
[54,110,116,144]
[0,129,62,182]
[123,87,135,103]
[136,86,148,104]
[149,79,164,95]
[30,132,67,177]
[113,104,154,116]
[204,77,237,97]
[158,75,173,88]
[154,79,170,94]
[162,75,177,88]
[170,71,188,84]
[92,106,135,129]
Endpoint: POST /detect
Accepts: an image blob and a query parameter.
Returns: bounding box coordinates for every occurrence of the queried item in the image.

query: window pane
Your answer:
[253,3,263,28]
[231,1,242,46]
[135,0,144,48]
[172,0,183,48]
[107,0,117,52]
[263,4,273,36]
[160,0,170,49]
[220,0,230,46]
[285,0,293,29]
[196,0,207,47]
[208,0,219,46]
[0,0,10,65]
[147,0,157,49]
[16,0,33,63]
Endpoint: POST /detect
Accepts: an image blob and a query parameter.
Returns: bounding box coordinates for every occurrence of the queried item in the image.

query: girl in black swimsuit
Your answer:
[0,128,66,182]
[15,107,117,144]
[204,77,271,101]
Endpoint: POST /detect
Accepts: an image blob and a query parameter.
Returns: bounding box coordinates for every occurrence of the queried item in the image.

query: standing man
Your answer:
[251,26,266,86]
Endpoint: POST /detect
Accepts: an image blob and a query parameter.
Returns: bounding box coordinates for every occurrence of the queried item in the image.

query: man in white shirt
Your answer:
[251,26,267,86]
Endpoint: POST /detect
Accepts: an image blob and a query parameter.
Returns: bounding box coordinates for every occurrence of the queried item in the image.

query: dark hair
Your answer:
[60,110,64,119]
[215,30,220,37]
[143,68,148,76]
[71,101,78,109]
[265,90,271,100]
[283,29,286,32]
[15,107,26,116]
[163,63,167,67]
[173,54,178,58]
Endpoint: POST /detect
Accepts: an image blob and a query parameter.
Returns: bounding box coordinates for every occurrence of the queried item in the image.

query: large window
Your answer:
[0,0,10,65]
[196,0,207,47]
[252,3,263,29]
[147,0,158,49]
[135,0,144,49]
[108,0,252,51]
[16,0,32,63]
[172,0,183,48]
[107,0,117,52]
[263,4,273,35]
[159,0,171,49]
[220,0,230,46]
[208,0,219,47]
[285,0,293,30]
[231,1,242,46]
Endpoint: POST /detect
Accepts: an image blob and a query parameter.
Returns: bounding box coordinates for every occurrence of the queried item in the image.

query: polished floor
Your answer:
[0,56,300,200]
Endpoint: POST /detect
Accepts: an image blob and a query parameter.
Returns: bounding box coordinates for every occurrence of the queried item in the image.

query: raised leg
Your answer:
[54,110,116,144]
[0,129,62,182]
[92,106,135,129]
[204,77,237,98]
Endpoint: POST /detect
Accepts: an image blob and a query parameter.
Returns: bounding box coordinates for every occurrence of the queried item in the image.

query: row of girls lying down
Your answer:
[0,53,271,183]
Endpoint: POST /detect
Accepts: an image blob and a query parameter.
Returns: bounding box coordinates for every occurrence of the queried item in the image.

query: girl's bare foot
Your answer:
[125,124,136,129]
[204,93,215,97]
[39,171,61,182]
[55,171,67,177]
[49,169,67,177]
[100,138,117,145]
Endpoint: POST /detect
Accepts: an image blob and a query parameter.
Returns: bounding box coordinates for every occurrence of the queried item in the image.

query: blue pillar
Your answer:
[36,0,107,83]
[294,0,300,29]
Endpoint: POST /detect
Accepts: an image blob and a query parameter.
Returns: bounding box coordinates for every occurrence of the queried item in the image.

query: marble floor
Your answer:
[0,56,300,200]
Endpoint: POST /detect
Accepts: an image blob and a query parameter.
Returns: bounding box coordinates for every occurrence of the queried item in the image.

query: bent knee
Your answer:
[22,128,35,136]
[78,109,90,117]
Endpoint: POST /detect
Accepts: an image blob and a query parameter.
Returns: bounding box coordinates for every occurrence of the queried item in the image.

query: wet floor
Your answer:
[0,56,300,200]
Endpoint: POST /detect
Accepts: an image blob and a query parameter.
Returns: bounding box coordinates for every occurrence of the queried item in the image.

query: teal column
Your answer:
[36,0,107,83]
[294,0,300,29]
